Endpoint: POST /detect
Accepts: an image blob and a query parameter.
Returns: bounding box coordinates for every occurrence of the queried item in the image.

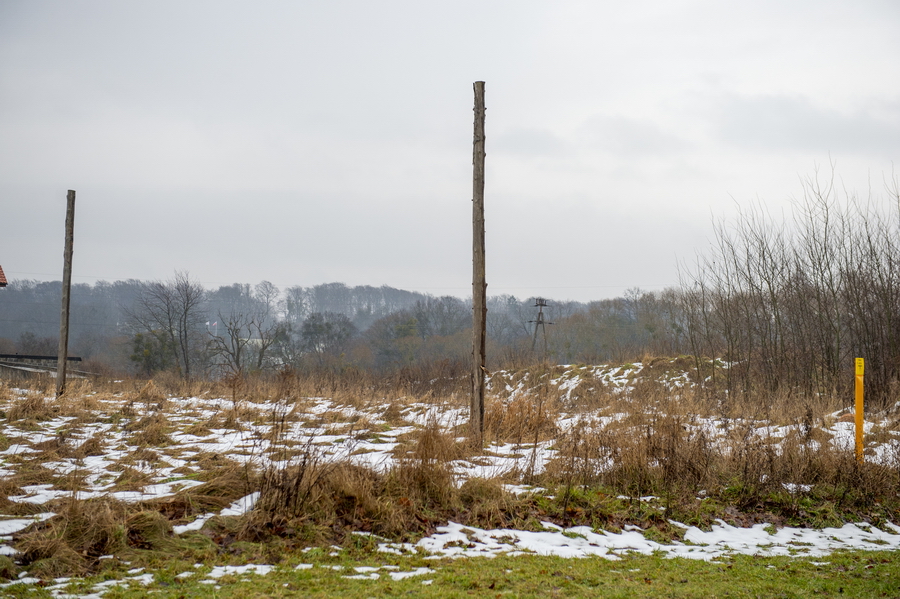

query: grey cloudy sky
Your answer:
[1,1,898,302]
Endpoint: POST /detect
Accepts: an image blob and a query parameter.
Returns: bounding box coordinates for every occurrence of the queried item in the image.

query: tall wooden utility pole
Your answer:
[471,81,487,445]
[56,190,76,397]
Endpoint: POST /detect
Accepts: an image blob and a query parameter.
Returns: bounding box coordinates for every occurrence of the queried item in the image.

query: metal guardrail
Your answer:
[0,354,82,362]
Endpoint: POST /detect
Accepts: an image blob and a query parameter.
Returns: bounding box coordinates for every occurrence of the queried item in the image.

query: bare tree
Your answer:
[250,281,284,371]
[209,310,256,375]
[209,281,285,375]
[128,271,207,379]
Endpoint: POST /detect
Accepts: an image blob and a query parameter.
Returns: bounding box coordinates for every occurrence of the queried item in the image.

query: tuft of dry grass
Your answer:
[72,434,106,459]
[485,392,561,446]
[388,421,465,509]
[0,380,13,403]
[15,497,129,577]
[6,392,56,422]
[149,464,251,522]
[239,417,472,544]
[380,400,408,426]
[125,412,172,446]
[457,477,518,528]
[13,497,181,578]
[134,380,166,404]
[111,467,154,491]
[57,378,94,399]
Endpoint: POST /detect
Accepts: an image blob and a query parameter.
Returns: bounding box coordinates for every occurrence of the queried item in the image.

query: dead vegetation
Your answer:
[13,496,179,578]
[6,392,56,422]
[125,412,173,447]
[1,362,899,580]
[239,421,515,547]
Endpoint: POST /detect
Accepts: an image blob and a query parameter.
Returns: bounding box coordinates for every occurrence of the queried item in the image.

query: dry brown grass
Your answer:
[13,496,182,578]
[543,384,900,520]
[147,465,252,523]
[255,449,330,520]
[0,474,27,513]
[3,363,899,579]
[388,422,466,507]
[120,446,162,468]
[2,378,115,424]
[111,467,154,491]
[132,380,166,405]
[57,378,94,399]
[485,393,561,446]
[15,497,129,577]
[124,412,172,446]
[240,420,516,544]
[147,372,213,400]
[0,380,13,403]
[379,400,409,425]
[72,435,106,459]
[6,392,56,422]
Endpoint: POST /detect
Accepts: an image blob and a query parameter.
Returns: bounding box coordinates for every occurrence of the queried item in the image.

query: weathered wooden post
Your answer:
[56,190,75,397]
[471,81,487,445]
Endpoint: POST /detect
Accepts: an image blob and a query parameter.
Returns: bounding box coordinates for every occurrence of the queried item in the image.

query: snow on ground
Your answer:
[3,365,896,518]
[1,363,900,578]
[2,518,900,596]
[378,519,900,561]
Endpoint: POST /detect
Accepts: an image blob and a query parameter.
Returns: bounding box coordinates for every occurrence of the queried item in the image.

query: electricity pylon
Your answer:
[528,297,553,357]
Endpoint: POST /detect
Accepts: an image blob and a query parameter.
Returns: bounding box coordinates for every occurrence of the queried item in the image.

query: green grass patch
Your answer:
[3,550,899,598]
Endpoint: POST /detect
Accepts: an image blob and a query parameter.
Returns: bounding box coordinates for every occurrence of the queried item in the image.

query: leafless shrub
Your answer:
[682,168,900,408]
[254,444,331,520]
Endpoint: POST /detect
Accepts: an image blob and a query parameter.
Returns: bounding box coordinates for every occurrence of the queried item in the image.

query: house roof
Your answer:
[0,265,6,287]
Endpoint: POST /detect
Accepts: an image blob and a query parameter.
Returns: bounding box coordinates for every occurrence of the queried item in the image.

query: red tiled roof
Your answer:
[0,265,7,287]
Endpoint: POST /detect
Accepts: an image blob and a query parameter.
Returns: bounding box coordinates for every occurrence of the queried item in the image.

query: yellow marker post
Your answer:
[855,358,864,464]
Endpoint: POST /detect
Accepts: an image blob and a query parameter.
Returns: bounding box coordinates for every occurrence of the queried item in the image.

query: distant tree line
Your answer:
[0,275,685,378]
[3,169,898,404]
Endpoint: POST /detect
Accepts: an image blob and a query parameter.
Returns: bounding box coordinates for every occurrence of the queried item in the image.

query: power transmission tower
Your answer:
[529,297,553,357]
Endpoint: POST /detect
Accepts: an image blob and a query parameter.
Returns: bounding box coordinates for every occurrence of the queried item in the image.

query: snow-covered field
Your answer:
[2,362,900,594]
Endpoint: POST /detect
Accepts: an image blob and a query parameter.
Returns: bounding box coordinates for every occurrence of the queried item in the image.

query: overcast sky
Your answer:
[1,1,898,302]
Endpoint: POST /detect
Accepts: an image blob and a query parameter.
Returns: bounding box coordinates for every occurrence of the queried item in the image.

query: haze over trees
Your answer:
[0,275,677,378]
[2,172,900,406]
